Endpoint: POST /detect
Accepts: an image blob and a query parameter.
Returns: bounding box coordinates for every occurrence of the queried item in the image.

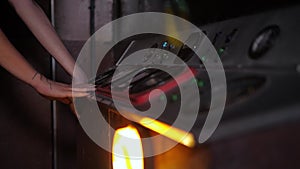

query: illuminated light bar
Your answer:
[110,109,196,148]
[112,126,144,169]
[139,117,196,148]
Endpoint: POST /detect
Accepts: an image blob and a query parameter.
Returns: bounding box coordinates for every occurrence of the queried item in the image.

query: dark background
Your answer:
[0,0,300,169]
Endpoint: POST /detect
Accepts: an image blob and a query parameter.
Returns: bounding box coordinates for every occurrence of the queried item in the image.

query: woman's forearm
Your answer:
[0,29,92,103]
[8,0,75,76]
[0,30,38,87]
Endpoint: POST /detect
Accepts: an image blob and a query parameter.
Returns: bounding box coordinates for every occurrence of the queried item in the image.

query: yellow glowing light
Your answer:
[112,126,144,169]
[139,117,195,147]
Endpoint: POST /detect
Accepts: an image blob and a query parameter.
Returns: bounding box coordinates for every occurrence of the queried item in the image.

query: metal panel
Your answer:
[0,2,52,169]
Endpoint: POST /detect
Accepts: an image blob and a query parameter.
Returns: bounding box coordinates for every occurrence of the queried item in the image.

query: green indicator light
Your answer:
[197,80,205,87]
[219,47,226,55]
[171,94,178,101]
[201,56,206,61]
[219,47,225,55]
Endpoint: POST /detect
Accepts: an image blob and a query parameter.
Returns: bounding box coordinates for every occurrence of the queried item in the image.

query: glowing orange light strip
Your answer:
[139,117,196,148]
[113,109,196,148]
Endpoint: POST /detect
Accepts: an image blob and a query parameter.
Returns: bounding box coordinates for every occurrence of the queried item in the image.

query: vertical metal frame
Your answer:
[50,0,57,169]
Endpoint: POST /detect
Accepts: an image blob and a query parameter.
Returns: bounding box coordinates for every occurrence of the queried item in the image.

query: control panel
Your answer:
[93,5,300,143]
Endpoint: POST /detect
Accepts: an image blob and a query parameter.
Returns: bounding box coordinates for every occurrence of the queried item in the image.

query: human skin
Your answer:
[0,0,93,110]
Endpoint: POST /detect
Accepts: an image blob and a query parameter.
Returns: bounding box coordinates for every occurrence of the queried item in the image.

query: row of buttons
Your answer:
[204,24,280,59]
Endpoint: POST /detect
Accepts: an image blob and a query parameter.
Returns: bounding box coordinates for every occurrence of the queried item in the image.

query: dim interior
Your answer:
[0,0,300,169]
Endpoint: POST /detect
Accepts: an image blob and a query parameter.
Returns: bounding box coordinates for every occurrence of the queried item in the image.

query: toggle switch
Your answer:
[249,25,280,59]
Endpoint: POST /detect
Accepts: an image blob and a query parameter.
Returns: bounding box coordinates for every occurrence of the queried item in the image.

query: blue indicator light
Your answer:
[162,41,168,48]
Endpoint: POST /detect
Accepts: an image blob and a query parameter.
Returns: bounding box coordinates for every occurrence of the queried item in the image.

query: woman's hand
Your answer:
[31,73,95,118]
[32,73,94,98]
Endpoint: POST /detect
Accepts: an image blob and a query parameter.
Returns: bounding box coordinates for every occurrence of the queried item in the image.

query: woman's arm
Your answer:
[0,30,90,100]
[0,30,38,87]
[8,0,76,76]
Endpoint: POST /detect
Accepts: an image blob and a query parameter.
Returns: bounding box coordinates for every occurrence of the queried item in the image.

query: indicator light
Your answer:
[170,44,175,49]
[197,80,204,87]
[219,47,225,54]
[171,94,178,101]
[162,41,168,48]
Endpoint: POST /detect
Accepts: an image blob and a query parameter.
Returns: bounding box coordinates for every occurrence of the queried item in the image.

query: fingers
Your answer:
[68,90,91,97]
[57,97,72,104]
[50,82,95,97]
[71,87,96,92]
[72,84,96,92]
[54,82,96,92]
[37,77,87,119]
[36,77,95,99]
[72,83,96,88]
[65,86,95,97]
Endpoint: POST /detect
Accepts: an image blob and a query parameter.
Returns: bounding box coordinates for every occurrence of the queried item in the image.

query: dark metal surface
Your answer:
[0,1,53,167]
[92,5,300,142]
[77,3,300,169]
[0,1,55,169]
[54,41,85,169]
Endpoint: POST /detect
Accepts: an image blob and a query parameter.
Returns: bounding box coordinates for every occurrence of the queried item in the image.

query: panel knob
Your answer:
[249,25,280,59]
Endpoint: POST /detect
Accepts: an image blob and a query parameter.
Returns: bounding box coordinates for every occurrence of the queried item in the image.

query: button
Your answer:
[212,32,222,45]
[225,29,238,43]
[177,45,194,62]
[249,25,280,59]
